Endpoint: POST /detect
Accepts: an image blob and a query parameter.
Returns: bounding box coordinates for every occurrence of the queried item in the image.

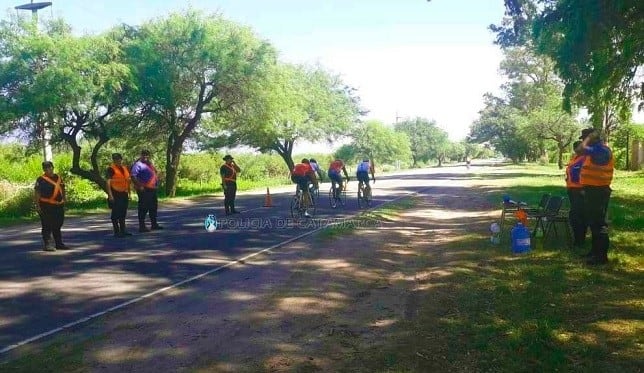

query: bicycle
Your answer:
[308,183,320,200]
[329,178,348,208]
[290,187,316,218]
[357,179,373,209]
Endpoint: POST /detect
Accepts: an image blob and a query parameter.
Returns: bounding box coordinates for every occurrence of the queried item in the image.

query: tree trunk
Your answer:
[165,136,183,197]
[62,124,108,192]
[272,139,295,172]
[557,145,565,169]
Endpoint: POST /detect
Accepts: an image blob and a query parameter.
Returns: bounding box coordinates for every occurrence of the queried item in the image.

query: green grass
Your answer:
[340,164,643,372]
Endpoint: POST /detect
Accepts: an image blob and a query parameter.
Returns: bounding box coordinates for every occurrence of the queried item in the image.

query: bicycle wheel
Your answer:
[329,187,338,208]
[364,186,372,207]
[305,193,316,217]
[290,195,302,218]
[357,188,367,209]
[339,189,346,207]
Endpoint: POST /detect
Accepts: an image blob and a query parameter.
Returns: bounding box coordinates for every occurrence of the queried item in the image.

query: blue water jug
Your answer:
[511,222,531,254]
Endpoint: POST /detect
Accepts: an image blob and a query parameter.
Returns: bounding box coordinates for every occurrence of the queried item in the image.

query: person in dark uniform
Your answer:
[106,153,132,237]
[576,128,614,265]
[220,154,241,215]
[565,141,587,248]
[34,161,69,251]
[130,150,163,232]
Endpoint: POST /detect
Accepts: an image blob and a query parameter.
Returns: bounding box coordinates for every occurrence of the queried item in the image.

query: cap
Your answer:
[112,153,123,161]
[140,149,151,156]
[42,161,54,169]
[579,128,596,140]
[223,154,234,161]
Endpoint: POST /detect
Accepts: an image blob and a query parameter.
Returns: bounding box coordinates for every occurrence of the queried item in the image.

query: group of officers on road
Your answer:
[565,127,614,265]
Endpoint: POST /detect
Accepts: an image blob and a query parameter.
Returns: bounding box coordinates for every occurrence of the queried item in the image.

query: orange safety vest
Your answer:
[292,163,311,177]
[565,155,584,189]
[580,145,614,186]
[222,163,237,182]
[39,174,64,205]
[109,164,130,192]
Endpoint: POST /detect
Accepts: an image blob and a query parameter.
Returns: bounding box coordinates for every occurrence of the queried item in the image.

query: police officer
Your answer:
[576,128,614,265]
[220,154,241,215]
[131,150,163,232]
[34,161,69,251]
[565,141,587,247]
[106,153,132,237]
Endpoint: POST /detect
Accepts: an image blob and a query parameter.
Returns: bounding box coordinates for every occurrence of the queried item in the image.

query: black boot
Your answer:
[112,219,120,237]
[118,218,132,236]
[150,218,163,230]
[139,221,150,233]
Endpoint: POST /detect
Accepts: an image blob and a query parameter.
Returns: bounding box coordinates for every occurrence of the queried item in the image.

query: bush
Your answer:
[0,187,35,218]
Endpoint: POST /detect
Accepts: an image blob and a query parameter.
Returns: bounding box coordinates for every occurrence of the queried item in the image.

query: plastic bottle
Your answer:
[511,222,531,254]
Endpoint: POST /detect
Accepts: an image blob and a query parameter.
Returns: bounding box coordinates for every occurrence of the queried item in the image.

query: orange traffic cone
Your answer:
[263,187,273,207]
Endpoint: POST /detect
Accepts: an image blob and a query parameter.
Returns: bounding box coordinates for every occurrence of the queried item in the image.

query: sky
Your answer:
[3,0,507,147]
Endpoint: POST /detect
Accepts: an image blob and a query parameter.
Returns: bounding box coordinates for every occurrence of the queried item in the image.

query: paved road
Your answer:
[0,166,475,353]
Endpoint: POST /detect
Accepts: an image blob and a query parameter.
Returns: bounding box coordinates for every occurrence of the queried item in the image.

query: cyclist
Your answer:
[309,158,324,181]
[291,158,319,217]
[356,158,376,197]
[327,158,349,200]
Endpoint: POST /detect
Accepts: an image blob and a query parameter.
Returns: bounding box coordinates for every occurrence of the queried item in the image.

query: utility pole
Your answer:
[15,1,53,162]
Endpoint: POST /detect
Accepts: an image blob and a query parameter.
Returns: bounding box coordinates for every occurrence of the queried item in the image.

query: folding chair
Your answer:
[543,198,573,248]
[529,196,564,239]
[523,193,551,216]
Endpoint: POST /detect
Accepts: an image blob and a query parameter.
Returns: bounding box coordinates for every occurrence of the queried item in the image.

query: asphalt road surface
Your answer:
[0,166,474,354]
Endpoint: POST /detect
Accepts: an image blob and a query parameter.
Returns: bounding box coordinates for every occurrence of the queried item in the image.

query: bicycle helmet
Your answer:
[309,158,317,163]
[301,158,310,164]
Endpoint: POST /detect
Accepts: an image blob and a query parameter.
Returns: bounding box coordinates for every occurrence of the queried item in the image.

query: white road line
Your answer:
[0,191,417,355]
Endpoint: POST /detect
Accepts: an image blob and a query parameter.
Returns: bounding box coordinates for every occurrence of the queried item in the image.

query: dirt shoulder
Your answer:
[54,179,493,373]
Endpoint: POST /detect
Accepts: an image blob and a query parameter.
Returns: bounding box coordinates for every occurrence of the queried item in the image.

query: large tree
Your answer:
[492,0,644,132]
[0,17,133,190]
[350,120,412,166]
[123,10,276,196]
[209,63,362,171]
[394,117,448,167]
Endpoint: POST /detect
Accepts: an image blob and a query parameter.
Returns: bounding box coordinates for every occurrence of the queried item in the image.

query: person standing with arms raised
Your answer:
[106,153,132,237]
[577,128,614,265]
[131,150,163,232]
[220,154,241,215]
[34,161,69,251]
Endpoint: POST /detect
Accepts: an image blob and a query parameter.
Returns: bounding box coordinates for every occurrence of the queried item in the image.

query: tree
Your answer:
[394,117,448,167]
[210,63,362,171]
[492,0,644,132]
[468,93,532,163]
[500,47,580,168]
[0,17,133,191]
[350,120,412,166]
[123,10,276,196]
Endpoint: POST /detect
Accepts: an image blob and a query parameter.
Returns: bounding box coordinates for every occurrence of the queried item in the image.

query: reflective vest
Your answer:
[109,164,130,192]
[292,163,311,177]
[222,163,237,182]
[39,174,64,205]
[565,155,584,189]
[580,145,614,186]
